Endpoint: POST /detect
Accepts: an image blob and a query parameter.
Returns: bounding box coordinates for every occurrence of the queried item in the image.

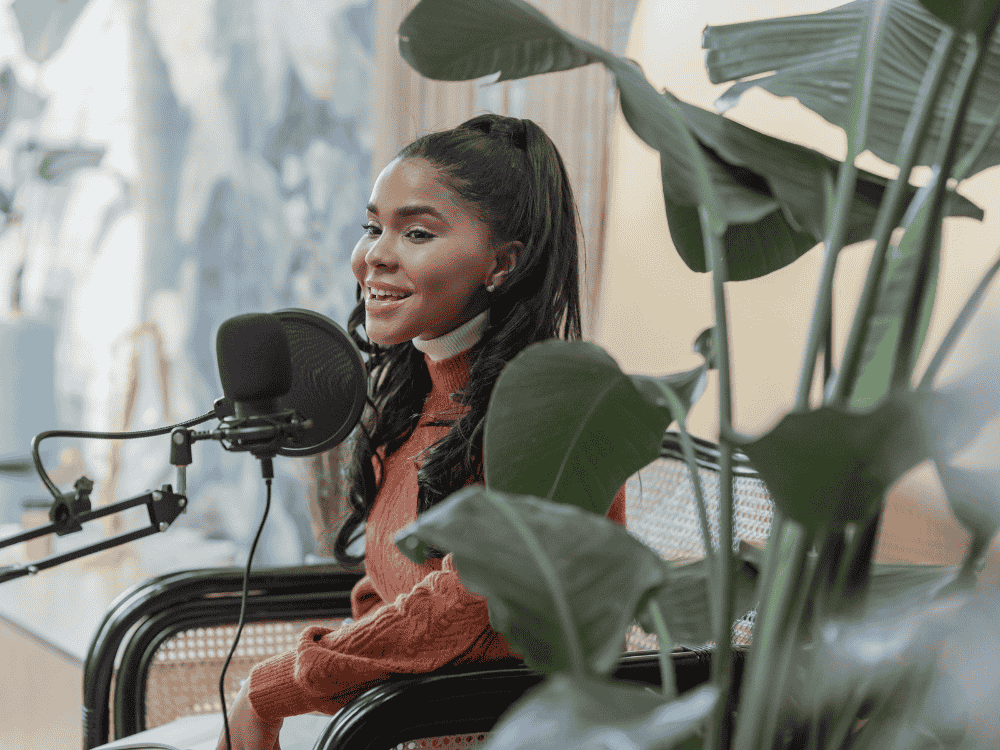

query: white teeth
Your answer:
[369,286,408,299]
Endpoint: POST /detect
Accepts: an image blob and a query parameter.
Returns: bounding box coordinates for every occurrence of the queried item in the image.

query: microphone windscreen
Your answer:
[216,313,293,401]
[272,309,366,457]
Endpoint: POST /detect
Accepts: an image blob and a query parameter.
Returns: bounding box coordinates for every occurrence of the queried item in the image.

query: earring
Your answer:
[486,284,496,293]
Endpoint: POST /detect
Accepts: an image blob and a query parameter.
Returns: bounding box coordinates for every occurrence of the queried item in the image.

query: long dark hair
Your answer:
[332,113,582,564]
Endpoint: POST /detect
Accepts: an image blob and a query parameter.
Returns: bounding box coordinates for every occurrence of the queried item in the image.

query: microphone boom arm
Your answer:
[0,483,186,584]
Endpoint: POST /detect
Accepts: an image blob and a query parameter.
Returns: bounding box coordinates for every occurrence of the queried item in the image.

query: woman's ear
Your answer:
[488,240,522,289]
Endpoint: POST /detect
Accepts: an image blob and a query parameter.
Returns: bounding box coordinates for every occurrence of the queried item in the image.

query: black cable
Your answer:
[30,409,218,501]
[220,474,273,750]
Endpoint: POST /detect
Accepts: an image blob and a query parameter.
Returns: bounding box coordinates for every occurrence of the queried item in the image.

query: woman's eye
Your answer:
[406,228,435,241]
[361,223,381,236]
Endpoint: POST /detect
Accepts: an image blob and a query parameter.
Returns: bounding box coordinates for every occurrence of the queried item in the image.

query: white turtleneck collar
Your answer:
[411,311,488,361]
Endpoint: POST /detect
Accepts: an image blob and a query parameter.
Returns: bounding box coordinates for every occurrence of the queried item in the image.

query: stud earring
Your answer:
[486,284,496,293]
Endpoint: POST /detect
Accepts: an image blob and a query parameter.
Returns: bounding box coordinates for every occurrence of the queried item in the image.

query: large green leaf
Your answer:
[636,547,761,647]
[918,0,1000,40]
[673,98,979,247]
[400,0,982,281]
[740,395,931,534]
[897,591,1000,750]
[920,247,1000,388]
[481,677,717,750]
[483,341,670,515]
[799,593,967,750]
[395,487,670,676]
[867,562,958,604]
[704,0,1000,178]
[923,370,1000,460]
[12,0,91,63]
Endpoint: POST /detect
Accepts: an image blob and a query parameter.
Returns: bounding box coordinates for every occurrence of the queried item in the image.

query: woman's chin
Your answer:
[365,327,411,348]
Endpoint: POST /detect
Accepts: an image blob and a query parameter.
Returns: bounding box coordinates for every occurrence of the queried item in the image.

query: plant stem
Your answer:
[892,36,988,388]
[699,203,737,750]
[919,245,1000,390]
[832,26,957,405]
[659,385,717,595]
[824,679,871,750]
[795,161,857,411]
[952,98,1000,182]
[758,536,819,749]
[648,600,677,700]
[837,509,882,609]
[731,520,810,750]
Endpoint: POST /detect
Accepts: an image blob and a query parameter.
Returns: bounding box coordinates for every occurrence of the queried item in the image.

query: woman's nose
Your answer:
[364,234,396,269]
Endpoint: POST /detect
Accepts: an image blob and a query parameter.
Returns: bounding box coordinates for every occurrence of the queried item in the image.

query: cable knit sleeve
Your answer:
[349,575,384,620]
[246,552,517,726]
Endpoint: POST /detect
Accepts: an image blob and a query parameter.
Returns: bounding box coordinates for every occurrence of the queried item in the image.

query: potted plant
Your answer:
[391,0,1000,747]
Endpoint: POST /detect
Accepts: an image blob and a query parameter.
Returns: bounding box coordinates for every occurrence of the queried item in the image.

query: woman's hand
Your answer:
[215,678,283,750]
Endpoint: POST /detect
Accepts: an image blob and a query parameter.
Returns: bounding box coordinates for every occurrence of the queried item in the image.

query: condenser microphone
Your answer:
[207,309,366,459]
[216,313,294,418]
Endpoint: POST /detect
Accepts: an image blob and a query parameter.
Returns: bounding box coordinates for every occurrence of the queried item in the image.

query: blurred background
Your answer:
[0,1,996,749]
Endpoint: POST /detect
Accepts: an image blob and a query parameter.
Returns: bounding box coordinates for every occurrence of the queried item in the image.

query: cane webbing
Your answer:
[623,449,773,650]
[138,618,344,730]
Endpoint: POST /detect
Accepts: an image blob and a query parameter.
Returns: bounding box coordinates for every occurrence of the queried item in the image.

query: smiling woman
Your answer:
[215,113,629,750]
[352,157,519,344]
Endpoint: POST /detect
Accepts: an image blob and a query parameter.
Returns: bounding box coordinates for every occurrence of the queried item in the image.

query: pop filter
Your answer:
[271,308,367,457]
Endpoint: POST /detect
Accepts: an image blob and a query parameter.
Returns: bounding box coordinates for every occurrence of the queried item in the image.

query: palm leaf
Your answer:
[396,487,670,677]
[918,0,1000,40]
[483,341,670,516]
[704,0,1000,178]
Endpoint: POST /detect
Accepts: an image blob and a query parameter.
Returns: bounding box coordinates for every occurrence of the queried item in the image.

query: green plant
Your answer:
[393,0,1000,748]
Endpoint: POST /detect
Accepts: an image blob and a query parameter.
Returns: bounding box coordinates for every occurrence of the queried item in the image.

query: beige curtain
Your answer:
[373,0,636,334]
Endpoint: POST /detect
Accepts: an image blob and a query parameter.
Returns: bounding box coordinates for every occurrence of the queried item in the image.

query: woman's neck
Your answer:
[412,311,487,361]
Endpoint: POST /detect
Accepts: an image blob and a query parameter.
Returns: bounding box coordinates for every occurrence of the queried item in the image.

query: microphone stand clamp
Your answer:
[49,476,95,535]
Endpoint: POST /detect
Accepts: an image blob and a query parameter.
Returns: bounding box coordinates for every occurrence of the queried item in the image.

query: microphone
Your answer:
[216,313,294,419]
[185,309,367,463]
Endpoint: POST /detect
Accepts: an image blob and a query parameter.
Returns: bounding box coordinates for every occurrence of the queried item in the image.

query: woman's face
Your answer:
[351,157,514,346]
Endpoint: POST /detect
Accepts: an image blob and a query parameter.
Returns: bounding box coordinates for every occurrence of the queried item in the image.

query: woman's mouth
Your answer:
[366,285,411,310]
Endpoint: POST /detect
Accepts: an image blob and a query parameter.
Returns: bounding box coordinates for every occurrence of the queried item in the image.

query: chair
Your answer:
[82,432,773,749]
[81,562,364,748]
[312,647,746,750]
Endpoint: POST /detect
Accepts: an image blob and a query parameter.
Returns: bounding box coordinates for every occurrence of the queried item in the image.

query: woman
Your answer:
[217,114,627,750]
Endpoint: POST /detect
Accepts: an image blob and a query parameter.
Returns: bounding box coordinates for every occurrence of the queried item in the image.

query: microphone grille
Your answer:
[216,313,293,401]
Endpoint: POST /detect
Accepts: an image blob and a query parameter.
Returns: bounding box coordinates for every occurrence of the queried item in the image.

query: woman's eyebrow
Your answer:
[366,203,450,225]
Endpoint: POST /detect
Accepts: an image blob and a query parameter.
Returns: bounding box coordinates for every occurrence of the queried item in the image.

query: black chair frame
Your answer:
[316,648,745,749]
[82,563,363,749]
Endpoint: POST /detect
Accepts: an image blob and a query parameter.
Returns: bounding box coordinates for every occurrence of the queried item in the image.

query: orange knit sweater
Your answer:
[247,350,627,726]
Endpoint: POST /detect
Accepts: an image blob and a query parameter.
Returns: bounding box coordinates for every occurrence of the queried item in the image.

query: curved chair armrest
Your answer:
[83,562,364,749]
[314,647,745,750]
